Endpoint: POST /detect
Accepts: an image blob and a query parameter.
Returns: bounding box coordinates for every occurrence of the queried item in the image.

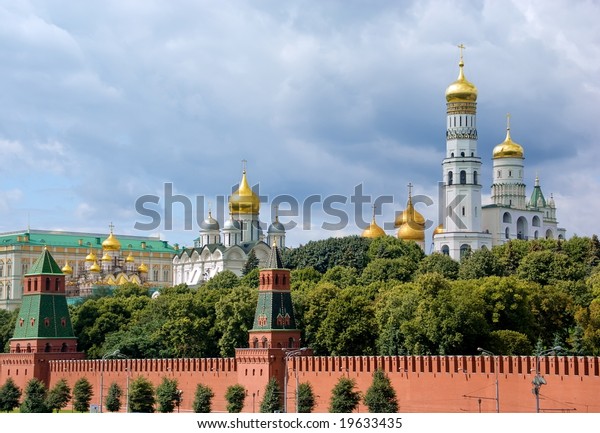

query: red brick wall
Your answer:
[285,355,600,413]
[3,354,599,413]
[49,357,238,412]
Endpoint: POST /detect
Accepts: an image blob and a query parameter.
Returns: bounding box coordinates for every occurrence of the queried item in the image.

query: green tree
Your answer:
[129,376,155,413]
[317,285,377,355]
[487,330,533,355]
[240,267,260,288]
[242,249,259,276]
[363,370,398,413]
[215,285,258,357]
[72,377,93,413]
[416,253,459,279]
[297,382,316,413]
[204,270,239,290]
[192,383,214,413]
[329,377,361,413]
[46,378,71,412]
[0,377,21,412]
[0,309,18,353]
[259,377,282,413]
[459,248,505,279]
[361,257,418,284]
[20,378,50,413]
[283,236,371,273]
[105,382,122,412]
[321,266,359,287]
[156,377,179,413]
[367,236,425,263]
[225,384,246,413]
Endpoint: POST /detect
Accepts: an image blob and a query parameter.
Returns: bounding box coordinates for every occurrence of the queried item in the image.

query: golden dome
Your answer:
[85,251,97,262]
[101,253,112,262]
[493,126,524,159]
[445,59,478,103]
[61,261,73,275]
[433,224,445,236]
[229,169,260,215]
[394,192,425,227]
[362,217,386,238]
[102,231,121,251]
[398,222,425,241]
[138,263,148,273]
[89,261,101,273]
[126,252,135,263]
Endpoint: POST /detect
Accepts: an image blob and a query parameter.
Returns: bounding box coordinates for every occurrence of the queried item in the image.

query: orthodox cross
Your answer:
[457,43,466,62]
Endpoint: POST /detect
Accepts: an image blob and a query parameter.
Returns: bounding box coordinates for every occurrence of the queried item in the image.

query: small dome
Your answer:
[102,232,121,251]
[61,261,73,275]
[433,224,445,236]
[223,217,241,231]
[362,218,386,238]
[101,253,112,262]
[229,170,260,215]
[138,263,148,273]
[398,222,425,241]
[268,218,286,234]
[395,193,425,227]
[126,252,135,263]
[445,60,478,103]
[85,251,97,262]
[493,128,524,159]
[200,211,220,231]
[89,261,101,273]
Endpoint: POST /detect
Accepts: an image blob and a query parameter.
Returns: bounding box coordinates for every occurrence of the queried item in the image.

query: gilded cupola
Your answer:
[102,224,121,251]
[229,166,260,215]
[445,45,478,103]
[61,261,73,275]
[493,115,524,159]
[362,206,386,238]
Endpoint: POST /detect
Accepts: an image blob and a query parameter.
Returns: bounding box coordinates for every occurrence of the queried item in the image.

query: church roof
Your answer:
[0,229,175,253]
[26,248,63,276]
[11,294,76,339]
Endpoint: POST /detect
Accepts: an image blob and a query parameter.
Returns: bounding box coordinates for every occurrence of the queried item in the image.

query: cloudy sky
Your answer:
[0,0,598,249]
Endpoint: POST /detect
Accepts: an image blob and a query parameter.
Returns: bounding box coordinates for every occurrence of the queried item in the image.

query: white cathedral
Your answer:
[432,48,565,260]
[172,168,285,286]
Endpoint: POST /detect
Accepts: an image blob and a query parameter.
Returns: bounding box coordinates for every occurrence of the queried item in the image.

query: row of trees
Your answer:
[0,370,396,413]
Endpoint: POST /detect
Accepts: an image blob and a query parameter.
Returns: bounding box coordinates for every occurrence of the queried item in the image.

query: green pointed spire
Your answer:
[26,247,63,276]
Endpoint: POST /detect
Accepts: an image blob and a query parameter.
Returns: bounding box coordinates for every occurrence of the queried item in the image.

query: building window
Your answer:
[497,170,501,178]
[473,171,478,185]
[0,261,3,277]
[460,170,467,184]
[460,244,471,259]
[441,245,450,256]
[448,171,453,185]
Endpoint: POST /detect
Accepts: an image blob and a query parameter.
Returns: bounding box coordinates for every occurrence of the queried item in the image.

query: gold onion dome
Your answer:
[101,252,112,262]
[138,263,148,273]
[229,169,260,215]
[102,231,121,251]
[89,261,101,273]
[398,222,425,241]
[126,252,135,263]
[445,58,478,103]
[433,224,445,236]
[85,251,97,262]
[61,261,73,275]
[493,121,524,159]
[362,217,386,239]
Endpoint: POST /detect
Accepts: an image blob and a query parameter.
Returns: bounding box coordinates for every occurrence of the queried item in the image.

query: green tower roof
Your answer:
[25,248,64,276]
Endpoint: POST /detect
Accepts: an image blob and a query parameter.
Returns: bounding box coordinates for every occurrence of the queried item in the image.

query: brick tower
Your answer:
[235,243,307,412]
[0,248,84,389]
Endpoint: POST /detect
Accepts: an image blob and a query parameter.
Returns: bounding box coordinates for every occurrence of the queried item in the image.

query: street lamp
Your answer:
[100,349,126,413]
[532,346,562,413]
[283,347,307,413]
[477,347,500,413]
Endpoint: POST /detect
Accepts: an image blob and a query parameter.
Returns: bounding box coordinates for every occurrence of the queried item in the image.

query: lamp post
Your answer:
[477,347,499,413]
[100,349,124,413]
[532,346,562,413]
[283,347,307,413]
